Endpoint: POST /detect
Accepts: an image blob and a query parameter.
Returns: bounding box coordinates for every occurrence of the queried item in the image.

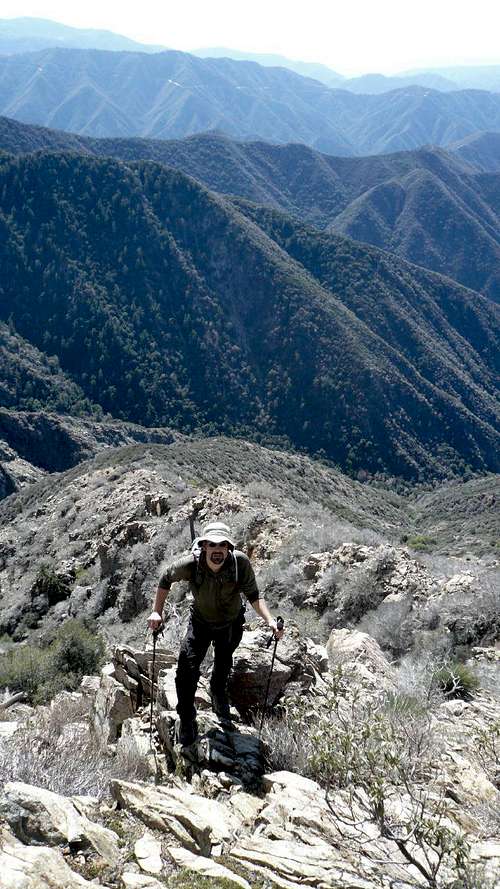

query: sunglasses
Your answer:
[206,541,229,548]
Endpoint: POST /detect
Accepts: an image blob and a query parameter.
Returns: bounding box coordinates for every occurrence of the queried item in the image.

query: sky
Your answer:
[2,0,500,75]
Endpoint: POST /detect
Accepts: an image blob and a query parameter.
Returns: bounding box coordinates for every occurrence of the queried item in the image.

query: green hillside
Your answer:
[0,150,498,480]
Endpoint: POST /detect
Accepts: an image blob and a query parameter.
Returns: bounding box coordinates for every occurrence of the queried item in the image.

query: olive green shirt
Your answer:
[158,550,260,625]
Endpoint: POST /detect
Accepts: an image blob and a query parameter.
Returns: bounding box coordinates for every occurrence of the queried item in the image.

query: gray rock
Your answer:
[1,782,121,863]
[0,825,96,888]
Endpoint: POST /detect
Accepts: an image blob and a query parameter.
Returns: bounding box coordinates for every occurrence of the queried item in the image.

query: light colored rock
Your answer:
[471,841,500,860]
[1,782,121,864]
[122,872,165,889]
[111,779,241,856]
[92,673,134,744]
[262,771,321,795]
[326,628,392,677]
[0,825,95,888]
[80,675,101,695]
[440,699,468,717]
[227,791,266,823]
[443,751,499,803]
[443,573,475,594]
[169,846,251,889]
[229,628,306,711]
[156,665,178,710]
[302,552,335,580]
[230,835,375,889]
[134,831,163,874]
[0,721,19,738]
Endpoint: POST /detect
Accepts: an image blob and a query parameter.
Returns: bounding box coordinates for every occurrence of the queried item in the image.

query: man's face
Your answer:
[203,540,229,572]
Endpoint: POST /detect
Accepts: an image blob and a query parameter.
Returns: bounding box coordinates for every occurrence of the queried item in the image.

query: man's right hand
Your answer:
[147,611,163,631]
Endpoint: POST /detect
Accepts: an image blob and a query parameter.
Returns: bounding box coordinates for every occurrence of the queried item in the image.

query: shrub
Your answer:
[49,619,105,677]
[432,661,480,700]
[473,721,500,789]
[0,619,105,704]
[32,563,70,607]
[259,697,317,775]
[292,669,471,887]
[407,534,436,552]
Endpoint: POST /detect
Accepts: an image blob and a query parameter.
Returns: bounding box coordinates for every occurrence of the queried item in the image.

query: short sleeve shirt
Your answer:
[158,550,260,625]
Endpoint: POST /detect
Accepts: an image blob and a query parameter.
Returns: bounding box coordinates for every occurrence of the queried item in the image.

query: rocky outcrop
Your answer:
[2,640,500,888]
[0,781,121,863]
[0,825,98,888]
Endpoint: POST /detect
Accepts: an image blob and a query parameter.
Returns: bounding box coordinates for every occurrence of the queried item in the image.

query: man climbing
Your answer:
[147,520,284,746]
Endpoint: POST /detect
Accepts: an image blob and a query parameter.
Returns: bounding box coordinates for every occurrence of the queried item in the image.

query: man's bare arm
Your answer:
[147,586,169,629]
[251,598,284,639]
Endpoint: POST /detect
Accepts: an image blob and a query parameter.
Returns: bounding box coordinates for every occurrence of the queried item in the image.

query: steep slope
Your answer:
[0,150,498,480]
[328,164,500,300]
[448,132,500,172]
[1,120,498,299]
[0,321,180,490]
[2,50,500,154]
[0,320,96,416]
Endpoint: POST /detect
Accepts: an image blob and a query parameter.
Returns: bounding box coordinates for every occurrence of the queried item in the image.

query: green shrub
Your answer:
[0,619,105,704]
[0,645,51,700]
[432,661,480,700]
[48,619,105,677]
[407,534,436,552]
[294,668,470,887]
[33,563,70,607]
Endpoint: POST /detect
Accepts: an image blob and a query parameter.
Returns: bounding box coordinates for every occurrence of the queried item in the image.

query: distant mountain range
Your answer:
[1,47,500,155]
[193,49,460,93]
[448,132,500,172]
[2,19,499,94]
[0,16,166,54]
[1,118,498,300]
[0,149,498,480]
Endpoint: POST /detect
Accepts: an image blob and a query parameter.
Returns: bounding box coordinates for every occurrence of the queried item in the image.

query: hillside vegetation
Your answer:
[0,150,499,480]
[2,120,498,299]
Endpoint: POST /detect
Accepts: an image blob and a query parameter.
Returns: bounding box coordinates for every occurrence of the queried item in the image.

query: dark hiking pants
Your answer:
[175,608,245,722]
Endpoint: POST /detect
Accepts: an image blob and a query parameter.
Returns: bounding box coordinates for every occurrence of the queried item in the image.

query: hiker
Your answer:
[147,520,284,746]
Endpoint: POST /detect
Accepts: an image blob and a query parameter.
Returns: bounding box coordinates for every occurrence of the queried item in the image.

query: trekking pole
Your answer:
[148,625,163,752]
[259,617,284,736]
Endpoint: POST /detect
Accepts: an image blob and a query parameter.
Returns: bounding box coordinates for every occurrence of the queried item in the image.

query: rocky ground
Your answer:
[1,629,499,888]
[0,439,498,655]
[0,437,499,887]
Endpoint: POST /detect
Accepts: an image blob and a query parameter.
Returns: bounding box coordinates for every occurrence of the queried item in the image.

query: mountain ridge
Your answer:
[1,118,497,300]
[0,149,498,481]
[2,48,500,154]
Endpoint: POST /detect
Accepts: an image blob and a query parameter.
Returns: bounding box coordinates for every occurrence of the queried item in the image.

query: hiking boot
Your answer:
[210,687,232,722]
[178,717,198,747]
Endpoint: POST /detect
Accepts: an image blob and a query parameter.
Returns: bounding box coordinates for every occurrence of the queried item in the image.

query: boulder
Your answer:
[110,778,242,856]
[229,834,376,889]
[229,627,307,712]
[0,826,96,888]
[92,673,134,744]
[0,781,121,864]
[169,846,251,889]
[326,628,392,677]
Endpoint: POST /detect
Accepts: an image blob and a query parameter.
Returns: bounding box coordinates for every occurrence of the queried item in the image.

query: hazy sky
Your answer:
[2,0,500,75]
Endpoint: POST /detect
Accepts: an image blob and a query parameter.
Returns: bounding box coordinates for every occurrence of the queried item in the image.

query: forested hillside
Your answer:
[2,119,498,299]
[0,150,498,480]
